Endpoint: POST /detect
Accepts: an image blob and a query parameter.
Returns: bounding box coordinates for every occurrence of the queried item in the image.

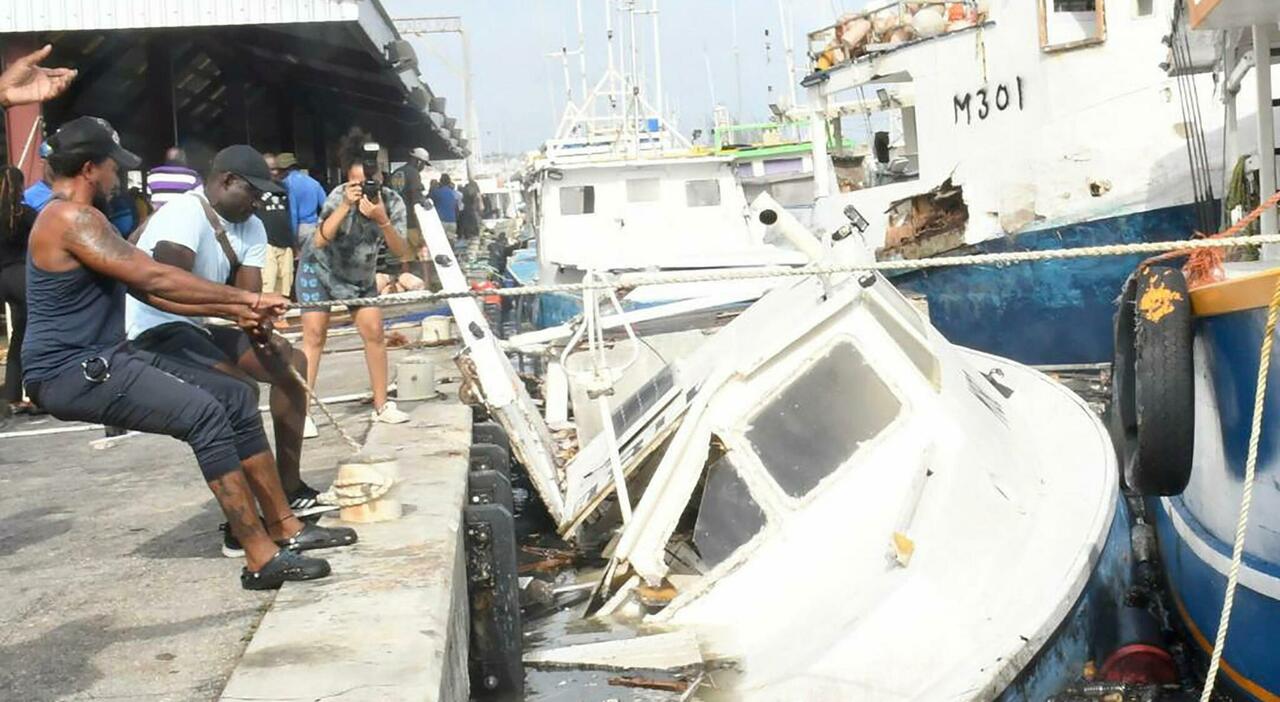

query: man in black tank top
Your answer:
[24,116,356,590]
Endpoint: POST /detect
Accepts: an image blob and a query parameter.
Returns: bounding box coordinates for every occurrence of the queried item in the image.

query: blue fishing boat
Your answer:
[1111,1,1280,698]
[803,0,1225,367]
[1123,264,1280,701]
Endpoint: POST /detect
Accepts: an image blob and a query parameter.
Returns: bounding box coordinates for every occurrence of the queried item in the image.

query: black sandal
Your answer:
[275,522,358,553]
[241,549,331,590]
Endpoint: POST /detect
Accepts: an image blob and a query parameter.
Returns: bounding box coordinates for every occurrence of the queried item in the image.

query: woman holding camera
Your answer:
[296,147,411,425]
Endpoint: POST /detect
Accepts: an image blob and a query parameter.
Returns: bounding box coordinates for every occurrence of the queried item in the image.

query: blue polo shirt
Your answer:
[428,185,459,223]
[23,181,53,212]
[283,169,326,235]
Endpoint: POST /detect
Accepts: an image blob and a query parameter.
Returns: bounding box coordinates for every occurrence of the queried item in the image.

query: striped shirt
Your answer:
[146,165,201,209]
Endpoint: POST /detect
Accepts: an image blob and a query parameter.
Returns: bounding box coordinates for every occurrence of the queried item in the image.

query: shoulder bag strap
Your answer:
[195,193,240,284]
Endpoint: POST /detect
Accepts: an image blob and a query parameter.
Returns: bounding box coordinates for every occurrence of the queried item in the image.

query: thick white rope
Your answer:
[1199,274,1280,701]
[292,233,1280,310]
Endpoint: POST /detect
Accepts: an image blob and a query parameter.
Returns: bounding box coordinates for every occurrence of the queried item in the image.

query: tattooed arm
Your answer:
[59,204,286,317]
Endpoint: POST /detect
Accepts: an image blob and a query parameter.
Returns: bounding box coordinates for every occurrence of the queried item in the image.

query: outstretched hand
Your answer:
[0,45,76,108]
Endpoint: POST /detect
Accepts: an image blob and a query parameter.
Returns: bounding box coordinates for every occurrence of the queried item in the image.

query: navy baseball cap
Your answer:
[210,145,285,194]
[48,116,141,169]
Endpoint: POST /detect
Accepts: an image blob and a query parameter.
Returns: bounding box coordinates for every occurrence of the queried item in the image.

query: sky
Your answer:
[381,0,867,156]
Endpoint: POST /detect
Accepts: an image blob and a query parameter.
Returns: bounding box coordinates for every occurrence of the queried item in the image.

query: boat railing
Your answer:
[712,121,811,150]
[807,1,988,75]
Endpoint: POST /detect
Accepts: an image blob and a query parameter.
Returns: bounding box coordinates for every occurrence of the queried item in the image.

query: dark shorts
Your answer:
[26,344,269,480]
[133,322,251,371]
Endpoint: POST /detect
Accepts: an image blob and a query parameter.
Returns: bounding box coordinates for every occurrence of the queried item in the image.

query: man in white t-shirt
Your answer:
[126,145,342,557]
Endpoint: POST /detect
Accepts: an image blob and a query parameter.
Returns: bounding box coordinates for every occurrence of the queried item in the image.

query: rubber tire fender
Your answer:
[1120,266,1196,496]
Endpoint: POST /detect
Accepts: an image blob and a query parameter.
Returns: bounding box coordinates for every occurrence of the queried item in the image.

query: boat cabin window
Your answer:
[692,455,767,568]
[559,185,595,215]
[626,178,661,203]
[1039,0,1106,51]
[747,341,901,498]
[1135,0,1153,16]
[685,179,722,207]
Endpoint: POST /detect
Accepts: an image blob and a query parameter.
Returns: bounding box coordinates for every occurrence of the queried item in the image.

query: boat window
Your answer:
[747,341,901,498]
[685,179,721,207]
[626,178,661,203]
[559,185,595,215]
[693,455,767,568]
[1039,0,1106,51]
[868,297,941,389]
[1135,0,1152,16]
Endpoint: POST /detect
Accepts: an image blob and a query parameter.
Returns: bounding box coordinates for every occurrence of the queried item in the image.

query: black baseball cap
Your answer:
[210,144,286,194]
[48,116,141,169]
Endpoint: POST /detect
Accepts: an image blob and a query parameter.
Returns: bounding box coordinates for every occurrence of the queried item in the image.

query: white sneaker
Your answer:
[303,415,319,439]
[371,400,410,425]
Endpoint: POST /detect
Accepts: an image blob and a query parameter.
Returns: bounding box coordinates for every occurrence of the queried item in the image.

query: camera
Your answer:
[361,142,381,203]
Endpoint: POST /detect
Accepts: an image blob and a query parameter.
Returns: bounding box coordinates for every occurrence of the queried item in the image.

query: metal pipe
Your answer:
[652,0,664,125]
[1226,48,1256,96]
[779,0,799,108]
[461,26,479,177]
[732,0,743,118]
[1254,23,1278,257]
[576,0,589,104]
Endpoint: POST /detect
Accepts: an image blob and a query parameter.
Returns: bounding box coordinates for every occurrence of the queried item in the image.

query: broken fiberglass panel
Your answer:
[746,340,901,498]
[693,454,767,568]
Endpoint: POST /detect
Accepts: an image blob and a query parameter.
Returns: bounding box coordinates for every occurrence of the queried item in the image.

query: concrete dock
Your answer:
[0,337,475,702]
[218,401,472,702]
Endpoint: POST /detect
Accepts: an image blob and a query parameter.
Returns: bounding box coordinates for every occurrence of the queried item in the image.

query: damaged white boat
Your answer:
[580,244,1132,699]
[429,202,1134,699]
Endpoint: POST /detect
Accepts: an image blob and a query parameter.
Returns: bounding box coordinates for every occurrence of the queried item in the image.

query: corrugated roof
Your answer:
[0,0,466,158]
[0,0,361,32]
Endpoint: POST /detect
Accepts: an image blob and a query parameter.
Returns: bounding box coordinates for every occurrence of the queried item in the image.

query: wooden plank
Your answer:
[523,630,703,671]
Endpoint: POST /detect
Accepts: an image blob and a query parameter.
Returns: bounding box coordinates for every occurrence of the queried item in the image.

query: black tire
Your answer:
[1112,273,1139,437]
[472,421,511,455]
[1125,266,1196,496]
[470,442,511,478]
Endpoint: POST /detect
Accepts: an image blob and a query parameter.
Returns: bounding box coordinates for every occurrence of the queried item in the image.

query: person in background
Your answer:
[23,143,54,213]
[145,147,201,210]
[0,44,76,108]
[428,173,459,245]
[259,154,295,298]
[389,147,432,282]
[458,179,482,241]
[296,143,411,426]
[106,182,137,236]
[278,153,325,258]
[0,166,38,415]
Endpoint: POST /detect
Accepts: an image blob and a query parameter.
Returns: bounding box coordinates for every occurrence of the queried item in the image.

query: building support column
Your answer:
[144,37,175,168]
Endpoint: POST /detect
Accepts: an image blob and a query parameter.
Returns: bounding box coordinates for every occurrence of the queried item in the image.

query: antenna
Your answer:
[731,0,743,120]
[576,0,589,105]
[651,0,663,126]
[779,0,799,108]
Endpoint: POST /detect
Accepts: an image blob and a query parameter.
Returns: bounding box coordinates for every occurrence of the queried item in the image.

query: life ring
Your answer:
[1111,266,1196,495]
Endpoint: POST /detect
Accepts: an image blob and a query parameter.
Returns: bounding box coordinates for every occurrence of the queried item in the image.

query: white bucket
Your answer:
[397,355,436,401]
[421,315,456,344]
